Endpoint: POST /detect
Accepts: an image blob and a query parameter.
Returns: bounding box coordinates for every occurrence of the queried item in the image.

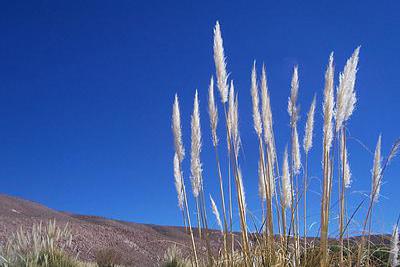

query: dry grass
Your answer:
[0,220,78,266]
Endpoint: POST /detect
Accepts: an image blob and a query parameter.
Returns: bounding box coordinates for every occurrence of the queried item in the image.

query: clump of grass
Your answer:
[95,248,122,267]
[162,246,191,267]
[0,220,77,267]
[170,21,400,267]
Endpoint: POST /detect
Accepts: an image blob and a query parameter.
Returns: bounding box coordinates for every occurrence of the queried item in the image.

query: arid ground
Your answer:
[0,194,225,266]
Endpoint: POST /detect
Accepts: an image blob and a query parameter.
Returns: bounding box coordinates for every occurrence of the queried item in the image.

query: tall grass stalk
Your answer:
[281,146,291,264]
[358,135,382,266]
[199,184,213,264]
[191,90,213,263]
[172,95,199,267]
[208,77,229,264]
[390,225,399,267]
[227,86,251,263]
[339,128,349,266]
[303,94,316,256]
[320,53,335,267]
[251,63,275,263]
[190,91,203,239]
[335,47,359,267]
[174,153,187,232]
[213,21,237,259]
[260,65,282,239]
[218,79,250,263]
[258,157,266,233]
[288,66,301,264]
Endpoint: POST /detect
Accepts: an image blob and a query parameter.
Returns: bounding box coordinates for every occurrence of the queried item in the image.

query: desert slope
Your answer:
[0,194,221,266]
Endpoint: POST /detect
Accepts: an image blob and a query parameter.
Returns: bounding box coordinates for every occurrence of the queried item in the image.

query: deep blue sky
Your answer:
[1,1,399,235]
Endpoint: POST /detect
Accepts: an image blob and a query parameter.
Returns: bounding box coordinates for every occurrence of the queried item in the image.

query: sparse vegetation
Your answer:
[170,21,400,266]
[0,221,129,267]
[95,248,121,267]
[0,220,78,267]
[162,245,191,267]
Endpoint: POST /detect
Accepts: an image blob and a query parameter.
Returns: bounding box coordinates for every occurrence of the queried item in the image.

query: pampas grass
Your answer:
[281,147,292,209]
[335,47,360,267]
[303,95,316,254]
[303,95,316,154]
[171,95,198,267]
[390,225,399,267]
[288,66,299,127]
[371,135,382,203]
[321,53,335,267]
[213,21,228,103]
[342,142,351,188]
[261,65,276,167]
[190,90,202,199]
[170,21,400,267]
[210,195,223,233]
[251,62,262,137]
[292,125,301,175]
[172,95,185,162]
[190,90,203,238]
[208,77,219,147]
[174,153,184,210]
[208,75,229,263]
[335,47,360,132]
[261,65,274,150]
[0,221,77,266]
[322,53,335,152]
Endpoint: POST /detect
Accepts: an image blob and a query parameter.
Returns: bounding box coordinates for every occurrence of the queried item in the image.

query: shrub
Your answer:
[95,248,121,267]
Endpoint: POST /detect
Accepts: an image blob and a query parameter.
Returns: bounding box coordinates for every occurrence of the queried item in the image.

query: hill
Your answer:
[0,194,221,266]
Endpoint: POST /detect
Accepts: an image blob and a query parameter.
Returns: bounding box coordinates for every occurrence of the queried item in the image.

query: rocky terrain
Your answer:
[0,194,392,266]
[0,194,223,266]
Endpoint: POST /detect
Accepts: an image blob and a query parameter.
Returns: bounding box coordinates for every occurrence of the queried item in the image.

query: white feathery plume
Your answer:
[237,167,246,215]
[388,139,400,164]
[335,47,360,132]
[172,95,185,162]
[268,167,276,198]
[341,143,352,188]
[303,95,316,153]
[281,147,292,208]
[208,76,219,146]
[210,195,223,232]
[251,62,262,136]
[213,21,228,103]
[261,65,274,146]
[258,158,266,201]
[371,135,382,202]
[190,90,202,198]
[260,65,276,170]
[323,53,335,152]
[173,153,184,210]
[390,224,399,267]
[293,126,301,175]
[288,66,299,126]
[228,81,240,156]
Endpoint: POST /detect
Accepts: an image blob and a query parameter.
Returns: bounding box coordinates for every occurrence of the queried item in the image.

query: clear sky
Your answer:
[1,1,399,235]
